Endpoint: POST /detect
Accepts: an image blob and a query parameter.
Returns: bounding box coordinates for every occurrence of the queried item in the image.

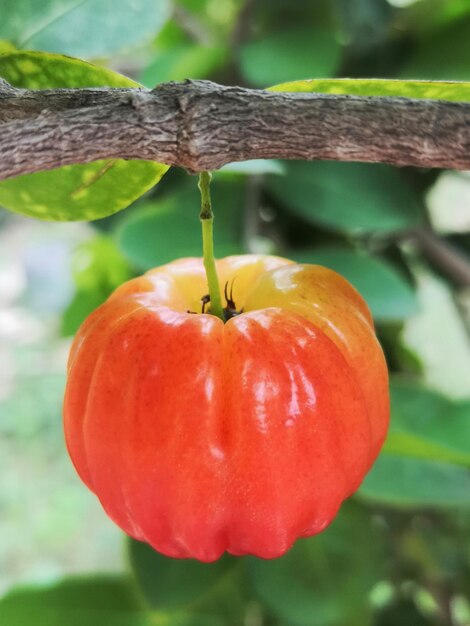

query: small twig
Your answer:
[431,583,456,626]
[172,5,214,46]
[230,0,257,49]
[408,228,470,287]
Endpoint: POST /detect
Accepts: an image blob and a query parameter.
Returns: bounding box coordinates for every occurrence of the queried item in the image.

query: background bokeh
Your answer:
[1,0,470,625]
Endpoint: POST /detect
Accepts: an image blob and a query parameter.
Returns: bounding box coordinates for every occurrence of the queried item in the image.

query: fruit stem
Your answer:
[198,171,224,319]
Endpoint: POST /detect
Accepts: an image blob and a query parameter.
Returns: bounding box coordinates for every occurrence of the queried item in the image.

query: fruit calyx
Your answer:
[222,279,242,321]
[196,279,242,321]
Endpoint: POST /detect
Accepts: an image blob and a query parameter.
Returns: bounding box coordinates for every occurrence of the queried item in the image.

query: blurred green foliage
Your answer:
[266,161,422,233]
[116,180,245,269]
[0,574,221,625]
[61,236,133,335]
[0,0,170,58]
[128,540,240,612]
[1,0,470,625]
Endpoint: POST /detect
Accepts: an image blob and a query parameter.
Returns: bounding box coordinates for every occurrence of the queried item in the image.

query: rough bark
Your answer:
[1,78,470,180]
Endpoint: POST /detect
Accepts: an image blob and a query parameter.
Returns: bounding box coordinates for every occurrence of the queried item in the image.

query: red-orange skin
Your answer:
[63,255,389,562]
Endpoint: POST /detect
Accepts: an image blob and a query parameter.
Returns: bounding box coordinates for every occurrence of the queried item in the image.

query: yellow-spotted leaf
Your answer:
[269,77,470,102]
[0,51,168,221]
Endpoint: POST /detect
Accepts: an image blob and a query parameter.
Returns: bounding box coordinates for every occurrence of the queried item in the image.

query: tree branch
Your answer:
[1,79,470,180]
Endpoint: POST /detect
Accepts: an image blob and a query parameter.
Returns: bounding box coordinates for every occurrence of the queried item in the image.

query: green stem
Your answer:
[198,171,224,319]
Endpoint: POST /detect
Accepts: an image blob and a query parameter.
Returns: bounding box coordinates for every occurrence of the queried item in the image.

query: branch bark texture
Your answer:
[1,78,470,181]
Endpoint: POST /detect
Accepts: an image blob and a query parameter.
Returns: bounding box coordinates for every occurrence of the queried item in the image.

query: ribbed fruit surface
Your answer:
[63,255,389,561]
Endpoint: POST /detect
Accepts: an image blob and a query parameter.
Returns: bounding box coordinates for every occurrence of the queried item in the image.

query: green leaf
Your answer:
[400,269,470,399]
[248,503,383,626]
[360,378,470,508]
[269,77,470,102]
[116,181,244,270]
[140,43,227,87]
[267,161,422,233]
[0,160,167,222]
[61,288,109,336]
[61,236,133,336]
[0,52,168,220]
[239,28,341,88]
[384,381,470,467]
[217,159,285,176]
[359,455,470,509]
[0,575,223,626]
[291,247,417,321]
[189,568,249,626]
[71,236,133,291]
[0,51,140,89]
[0,575,150,626]
[0,575,142,611]
[0,0,170,58]
[128,538,238,610]
[400,17,470,81]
